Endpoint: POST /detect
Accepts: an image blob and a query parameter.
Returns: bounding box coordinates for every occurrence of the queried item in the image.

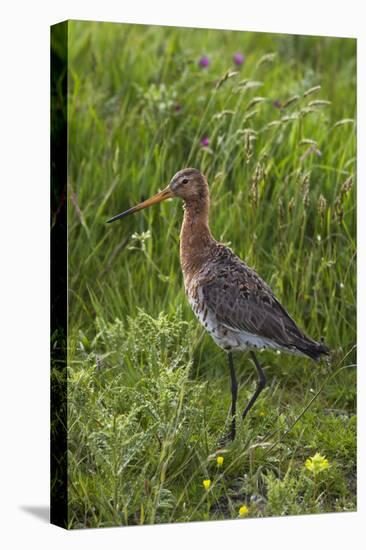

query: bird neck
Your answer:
[180,194,214,284]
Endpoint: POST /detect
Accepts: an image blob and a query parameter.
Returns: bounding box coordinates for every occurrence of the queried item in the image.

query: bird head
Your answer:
[106,168,207,223]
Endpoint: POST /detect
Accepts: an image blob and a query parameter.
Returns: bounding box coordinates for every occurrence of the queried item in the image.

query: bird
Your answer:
[107,168,329,442]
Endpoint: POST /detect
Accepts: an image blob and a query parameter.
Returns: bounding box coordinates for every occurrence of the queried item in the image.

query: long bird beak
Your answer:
[106,186,174,223]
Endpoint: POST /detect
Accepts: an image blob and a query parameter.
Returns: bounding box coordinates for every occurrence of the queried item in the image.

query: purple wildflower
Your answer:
[198,55,210,68]
[233,52,245,66]
[174,103,182,113]
[273,99,282,109]
[200,136,209,147]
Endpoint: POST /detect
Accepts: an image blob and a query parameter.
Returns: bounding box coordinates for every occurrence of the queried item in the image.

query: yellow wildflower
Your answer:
[216,456,224,467]
[305,452,330,475]
[203,479,211,491]
[239,505,249,517]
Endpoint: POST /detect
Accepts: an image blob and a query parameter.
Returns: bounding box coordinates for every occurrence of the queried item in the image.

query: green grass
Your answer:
[64,20,356,528]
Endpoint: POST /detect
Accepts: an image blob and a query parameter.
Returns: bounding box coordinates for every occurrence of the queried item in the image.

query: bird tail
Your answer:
[296,338,330,361]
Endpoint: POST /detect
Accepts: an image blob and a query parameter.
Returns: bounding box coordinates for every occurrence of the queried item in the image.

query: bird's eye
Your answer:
[182,178,189,184]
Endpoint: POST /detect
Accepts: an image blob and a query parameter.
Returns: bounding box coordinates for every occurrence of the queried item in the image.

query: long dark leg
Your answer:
[227,352,238,441]
[242,351,266,420]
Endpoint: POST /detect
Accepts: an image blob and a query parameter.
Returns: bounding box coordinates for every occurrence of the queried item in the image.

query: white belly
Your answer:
[187,292,301,355]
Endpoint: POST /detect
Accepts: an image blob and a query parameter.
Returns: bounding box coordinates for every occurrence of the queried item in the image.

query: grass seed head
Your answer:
[288,196,296,213]
[303,84,321,97]
[249,162,265,207]
[282,95,300,109]
[301,173,310,208]
[317,193,327,216]
[334,177,353,223]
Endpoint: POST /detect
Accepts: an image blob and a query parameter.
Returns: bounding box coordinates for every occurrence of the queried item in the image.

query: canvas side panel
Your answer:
[50,20,68,529]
